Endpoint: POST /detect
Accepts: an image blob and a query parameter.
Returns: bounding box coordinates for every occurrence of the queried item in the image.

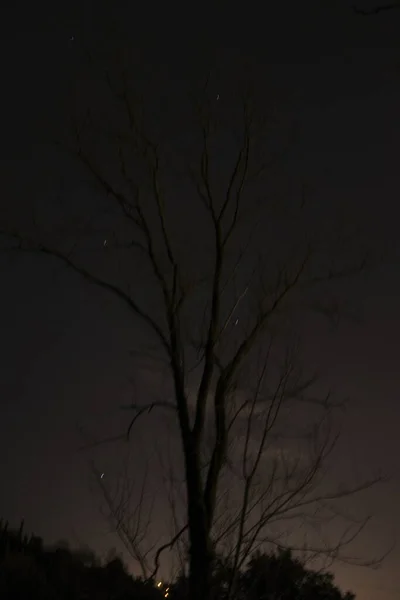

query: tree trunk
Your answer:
[188,531,213,600]
[184,443,214,600]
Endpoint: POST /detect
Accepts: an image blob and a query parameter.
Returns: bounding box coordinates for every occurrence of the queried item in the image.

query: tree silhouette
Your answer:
[0,519,166,599]
[240,549,355,600]
[1,42,384,600]
[168,547,356,600]
[0,519,357,598]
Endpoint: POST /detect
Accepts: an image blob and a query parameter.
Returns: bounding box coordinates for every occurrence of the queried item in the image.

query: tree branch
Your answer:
[2,232,171,355]
[353,3,400,15]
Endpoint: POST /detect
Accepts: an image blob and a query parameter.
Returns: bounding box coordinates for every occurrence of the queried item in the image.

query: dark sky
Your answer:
[1,1,400,598]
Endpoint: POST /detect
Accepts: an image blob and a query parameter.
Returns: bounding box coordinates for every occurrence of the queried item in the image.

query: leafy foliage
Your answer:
[239,549,355,600]
[0,518,356,599]
[0,518,162,600]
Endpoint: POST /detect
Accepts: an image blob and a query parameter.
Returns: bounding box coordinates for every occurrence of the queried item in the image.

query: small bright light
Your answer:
[100,473,104,479]
[164,593,169,598]
[157,581,162,588]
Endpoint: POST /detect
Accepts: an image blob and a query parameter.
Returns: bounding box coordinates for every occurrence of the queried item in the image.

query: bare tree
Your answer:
[1,47,384,600]
[90,458,155,580]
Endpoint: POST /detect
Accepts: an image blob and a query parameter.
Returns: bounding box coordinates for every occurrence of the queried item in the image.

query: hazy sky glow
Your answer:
[1,2,400,599]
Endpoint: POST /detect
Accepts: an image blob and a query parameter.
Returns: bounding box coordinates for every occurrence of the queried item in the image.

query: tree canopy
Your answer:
[0,519,356,600]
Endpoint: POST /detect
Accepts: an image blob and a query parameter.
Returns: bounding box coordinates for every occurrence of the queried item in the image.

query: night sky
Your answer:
[1,1,400,599]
